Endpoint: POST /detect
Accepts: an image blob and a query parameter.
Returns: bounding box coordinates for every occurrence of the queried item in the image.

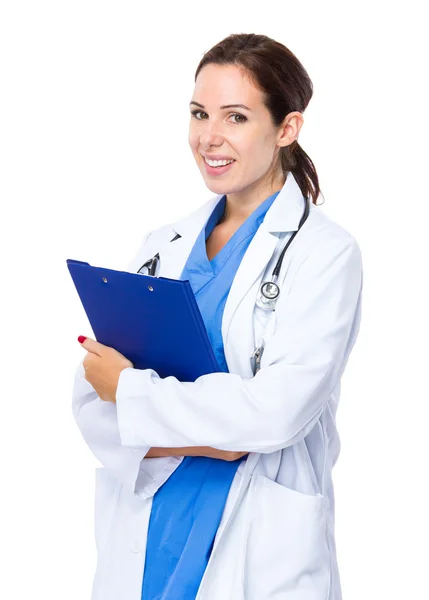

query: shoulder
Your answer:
[125,195,220,272]
[281,203,363,298]
[309,203,360,245]
[148,195,220,245]
[299,202,362,265]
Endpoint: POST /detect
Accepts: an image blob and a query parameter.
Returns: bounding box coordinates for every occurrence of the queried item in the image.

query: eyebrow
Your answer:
[189,101,251,111]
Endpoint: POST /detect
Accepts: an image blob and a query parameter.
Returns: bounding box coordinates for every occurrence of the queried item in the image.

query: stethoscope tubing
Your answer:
[271,195,310,280]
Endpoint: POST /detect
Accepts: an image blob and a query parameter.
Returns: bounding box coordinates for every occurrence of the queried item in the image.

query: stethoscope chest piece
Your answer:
[255,280,280,311]
[254,193,311,312]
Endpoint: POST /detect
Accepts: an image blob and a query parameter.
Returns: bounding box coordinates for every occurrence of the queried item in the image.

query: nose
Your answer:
[198,118,225,148]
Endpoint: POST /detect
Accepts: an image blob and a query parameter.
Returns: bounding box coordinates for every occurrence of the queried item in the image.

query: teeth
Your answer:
[205,157,234,167]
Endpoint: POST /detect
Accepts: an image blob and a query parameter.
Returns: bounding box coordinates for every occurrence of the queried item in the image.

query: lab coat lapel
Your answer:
[157,172,307,374]
[157,196,223,280]
[221,172,308,372]
[221,228,279,373]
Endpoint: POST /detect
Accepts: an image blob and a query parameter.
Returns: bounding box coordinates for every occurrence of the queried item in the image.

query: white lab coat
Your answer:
[72,172,363,599]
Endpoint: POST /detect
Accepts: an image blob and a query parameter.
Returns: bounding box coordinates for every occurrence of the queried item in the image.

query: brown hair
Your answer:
[194,33,323,205]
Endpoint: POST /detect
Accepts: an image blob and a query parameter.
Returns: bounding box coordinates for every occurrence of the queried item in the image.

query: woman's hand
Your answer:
[78,336,133,403]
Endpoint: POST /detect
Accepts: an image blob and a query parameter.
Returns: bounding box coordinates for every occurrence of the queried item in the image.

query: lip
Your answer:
[202,154,236,176]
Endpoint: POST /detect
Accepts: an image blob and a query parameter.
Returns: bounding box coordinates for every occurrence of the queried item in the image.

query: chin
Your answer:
[204,182,227,195]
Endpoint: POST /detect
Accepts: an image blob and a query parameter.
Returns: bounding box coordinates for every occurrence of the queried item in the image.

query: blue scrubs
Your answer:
[141,190,280,600]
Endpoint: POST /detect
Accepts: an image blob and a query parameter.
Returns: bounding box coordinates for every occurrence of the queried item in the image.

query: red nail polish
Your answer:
[78,335,87,344]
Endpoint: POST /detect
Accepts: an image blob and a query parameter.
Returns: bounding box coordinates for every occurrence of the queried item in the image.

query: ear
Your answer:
[276,111,304,148]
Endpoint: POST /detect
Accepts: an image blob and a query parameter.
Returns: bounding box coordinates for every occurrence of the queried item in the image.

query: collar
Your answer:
[171,171,307,238]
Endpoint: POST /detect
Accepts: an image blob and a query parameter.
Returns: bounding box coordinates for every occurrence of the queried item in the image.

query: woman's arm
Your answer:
[72,360,185,499]
[115,236,363,454]
[145,446,248,460]
[72,359,247,501]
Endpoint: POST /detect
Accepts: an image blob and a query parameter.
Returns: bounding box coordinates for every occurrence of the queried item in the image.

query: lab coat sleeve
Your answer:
[72,361,184,498]
[115,234,363,454]
[71,229,184,498]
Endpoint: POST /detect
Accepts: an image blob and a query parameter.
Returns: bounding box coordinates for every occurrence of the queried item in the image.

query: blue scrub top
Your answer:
[141,190,280,600]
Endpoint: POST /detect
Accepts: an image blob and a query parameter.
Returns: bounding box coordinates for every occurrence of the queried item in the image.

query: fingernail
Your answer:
[78,335,87,344]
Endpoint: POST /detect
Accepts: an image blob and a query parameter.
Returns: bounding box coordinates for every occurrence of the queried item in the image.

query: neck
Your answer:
[221,172,286,225]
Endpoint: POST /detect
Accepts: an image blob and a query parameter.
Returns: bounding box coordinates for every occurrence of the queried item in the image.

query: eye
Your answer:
[230,113,247,124]
[190,110,247,124]
[190,109,208,120]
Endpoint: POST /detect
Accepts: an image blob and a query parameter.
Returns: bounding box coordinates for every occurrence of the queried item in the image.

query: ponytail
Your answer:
[280,141,324,206]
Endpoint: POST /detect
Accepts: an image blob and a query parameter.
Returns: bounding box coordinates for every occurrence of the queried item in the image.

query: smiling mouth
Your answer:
[202,157,236,167]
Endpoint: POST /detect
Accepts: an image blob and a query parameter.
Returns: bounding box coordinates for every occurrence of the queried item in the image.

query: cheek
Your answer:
[238,140,266,168]
[250,139,275,166]
[234,130,262,159]
[188,124,198,148]
[188,137,198,158]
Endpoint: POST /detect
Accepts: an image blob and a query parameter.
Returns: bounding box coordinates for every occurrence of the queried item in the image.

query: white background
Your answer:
[1,1,428,598]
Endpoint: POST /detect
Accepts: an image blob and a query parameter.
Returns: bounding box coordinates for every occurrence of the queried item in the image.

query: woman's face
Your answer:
[188,63,301,199]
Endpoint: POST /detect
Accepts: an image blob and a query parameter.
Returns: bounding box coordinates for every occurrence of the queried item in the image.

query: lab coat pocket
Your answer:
[94,467,121,556]
[244,474,330,600]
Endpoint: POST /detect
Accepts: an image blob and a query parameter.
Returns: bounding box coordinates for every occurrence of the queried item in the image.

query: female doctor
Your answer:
[72,33,363,600]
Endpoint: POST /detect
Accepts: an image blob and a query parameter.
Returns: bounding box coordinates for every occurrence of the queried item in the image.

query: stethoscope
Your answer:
[138,233,181,279]
[138,195,310,313]
[256,194,310,311]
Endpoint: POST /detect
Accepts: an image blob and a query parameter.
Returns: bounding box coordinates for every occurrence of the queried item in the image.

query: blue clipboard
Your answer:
[67,259,222,382]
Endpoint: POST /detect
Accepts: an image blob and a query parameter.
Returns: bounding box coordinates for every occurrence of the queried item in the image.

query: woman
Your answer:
[72,33,363,599]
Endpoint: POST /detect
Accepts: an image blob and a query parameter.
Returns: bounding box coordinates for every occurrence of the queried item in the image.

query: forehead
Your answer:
[193,64,263,107]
